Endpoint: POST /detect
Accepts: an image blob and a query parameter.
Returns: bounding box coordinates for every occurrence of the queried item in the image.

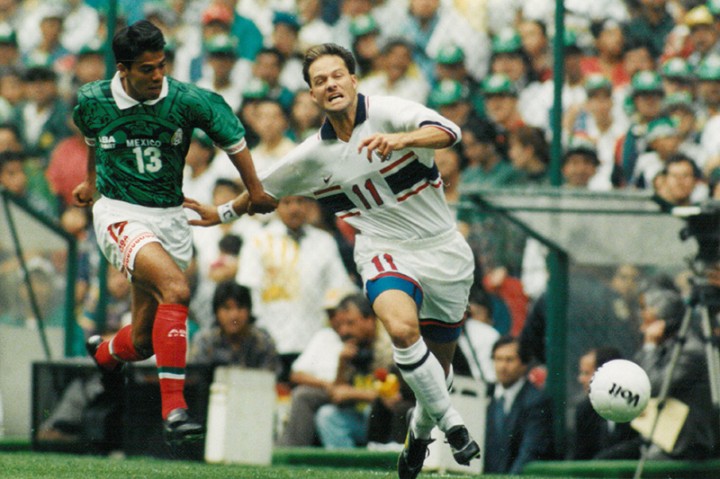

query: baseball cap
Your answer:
[584,74,612,94]
[564,134,599,165]
[492,28,522,54]
[662,91,696,114]
[273,11,300,31]
[482,73,517,96]
[428,79,468,107]
[685,5,714,27]
[709,0,720,16]
[661,57,693,80]
[349,14,379,37]
[630,70,663,96]
[0,24,16,46]
[435,44,465,65]
[696,54,720,81]
[202,3,233,26]
[646,117,679,143]
[78,39,104,57]
[243,78,270,101]
[205,33,238,57]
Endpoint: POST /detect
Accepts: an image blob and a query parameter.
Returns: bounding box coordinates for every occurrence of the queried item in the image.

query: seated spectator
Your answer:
[46,101,88,211]
[598,279,719,460]
[572,346,638,459]
[581,18,629,88]
[287,90,323,142]
[314,294,395,449]
[484,335,554,474]
[0,151,58,218]
[631,117,683,189]
[277,297,345,447]
[453,285,501,384]
[188,281,281,377]
[249,98,296,175]
[458,117,517,189]
[237,195,356,384]
[358,38,429,105]
[507,125,550,186]
[652,153,706,211]
[565,74,629,191]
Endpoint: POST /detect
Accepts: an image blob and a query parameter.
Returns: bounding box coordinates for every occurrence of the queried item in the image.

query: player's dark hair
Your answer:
[112,20,166,68]
[212,280,254,322]
[302,43,356,86]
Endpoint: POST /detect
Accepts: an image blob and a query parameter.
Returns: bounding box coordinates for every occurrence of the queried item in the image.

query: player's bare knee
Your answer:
[160,277,191,305]
[385,321,421,348]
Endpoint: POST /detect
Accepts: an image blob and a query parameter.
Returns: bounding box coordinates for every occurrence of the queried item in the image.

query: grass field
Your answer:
[0,451,587,479]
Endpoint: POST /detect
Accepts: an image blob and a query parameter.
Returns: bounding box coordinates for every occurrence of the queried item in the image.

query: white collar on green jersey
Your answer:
[110,72,169,110]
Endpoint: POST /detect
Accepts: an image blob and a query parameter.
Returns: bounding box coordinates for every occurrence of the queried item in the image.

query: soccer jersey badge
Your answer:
[171,128,183,146]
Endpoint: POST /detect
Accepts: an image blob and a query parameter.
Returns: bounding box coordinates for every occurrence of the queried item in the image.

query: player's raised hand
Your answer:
[358,133,407,162]
[183,197,221,226]
[72,180,96,207]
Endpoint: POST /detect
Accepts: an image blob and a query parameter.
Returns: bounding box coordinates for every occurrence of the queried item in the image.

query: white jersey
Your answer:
[260,94,461,241]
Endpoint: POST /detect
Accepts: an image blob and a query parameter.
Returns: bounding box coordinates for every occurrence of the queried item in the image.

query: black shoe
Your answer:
[86,335,124,376]
[163,408,205,445]
[398,427,435,479]
[446,425,481,465]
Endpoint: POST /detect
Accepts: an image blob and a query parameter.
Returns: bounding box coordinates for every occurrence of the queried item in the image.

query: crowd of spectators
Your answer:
[3,0,720,467]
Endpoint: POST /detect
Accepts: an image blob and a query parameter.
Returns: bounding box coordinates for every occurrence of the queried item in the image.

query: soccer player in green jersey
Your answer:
[72,20,275,445]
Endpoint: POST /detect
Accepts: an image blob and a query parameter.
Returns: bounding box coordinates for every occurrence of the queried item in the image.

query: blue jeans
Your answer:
[314,404,369,448]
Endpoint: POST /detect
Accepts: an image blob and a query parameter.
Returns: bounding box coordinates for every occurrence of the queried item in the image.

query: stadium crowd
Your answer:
[2,0,720,469]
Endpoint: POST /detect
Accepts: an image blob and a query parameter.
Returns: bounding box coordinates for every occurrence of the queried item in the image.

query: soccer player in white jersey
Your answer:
[185,43,481,477]
[72,20,275,446]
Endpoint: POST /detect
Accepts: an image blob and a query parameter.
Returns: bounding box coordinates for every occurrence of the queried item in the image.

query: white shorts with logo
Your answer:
[354,229,474,325]
[92,196,193,279]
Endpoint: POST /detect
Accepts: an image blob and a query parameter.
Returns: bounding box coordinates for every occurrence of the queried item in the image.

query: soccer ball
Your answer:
[589,359,651,423]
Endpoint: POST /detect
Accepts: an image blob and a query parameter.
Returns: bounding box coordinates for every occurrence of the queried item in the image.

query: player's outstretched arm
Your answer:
[358,126,455,161]
[184,192,251,227]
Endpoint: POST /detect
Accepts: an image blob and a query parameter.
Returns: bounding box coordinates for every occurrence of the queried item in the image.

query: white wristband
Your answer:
[217,200,239,223]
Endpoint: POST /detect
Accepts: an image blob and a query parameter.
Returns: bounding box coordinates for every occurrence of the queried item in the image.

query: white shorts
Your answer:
[93,196,193,279]
[354,229,474,327]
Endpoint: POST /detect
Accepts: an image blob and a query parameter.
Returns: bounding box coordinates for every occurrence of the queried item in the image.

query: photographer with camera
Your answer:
[313,294,400,449]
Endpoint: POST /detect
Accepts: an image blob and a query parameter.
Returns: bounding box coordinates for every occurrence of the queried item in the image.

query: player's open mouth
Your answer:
[328,93,343,103]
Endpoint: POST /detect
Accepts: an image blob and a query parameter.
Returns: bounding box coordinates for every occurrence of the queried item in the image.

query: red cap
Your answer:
[202,4,233,26]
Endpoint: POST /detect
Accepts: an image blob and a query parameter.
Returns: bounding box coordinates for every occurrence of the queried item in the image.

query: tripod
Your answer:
[633,273,720,479]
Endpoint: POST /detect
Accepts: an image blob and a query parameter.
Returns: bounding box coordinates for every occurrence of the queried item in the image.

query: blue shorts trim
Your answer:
[419,319,464,343]
[366,273,423,309]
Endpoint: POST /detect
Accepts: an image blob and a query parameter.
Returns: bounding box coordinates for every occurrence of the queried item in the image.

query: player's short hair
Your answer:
[302,43,356,86]
[112,20,166,68]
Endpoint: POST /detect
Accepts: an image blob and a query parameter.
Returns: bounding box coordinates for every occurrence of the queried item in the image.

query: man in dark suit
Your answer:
[484,335,554,474]
[573,346,638,459]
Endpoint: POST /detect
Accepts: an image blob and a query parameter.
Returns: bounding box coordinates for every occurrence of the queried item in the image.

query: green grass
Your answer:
[0,451,584,479]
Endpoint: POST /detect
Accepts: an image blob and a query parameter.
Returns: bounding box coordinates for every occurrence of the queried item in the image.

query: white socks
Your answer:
[394,339,463,437]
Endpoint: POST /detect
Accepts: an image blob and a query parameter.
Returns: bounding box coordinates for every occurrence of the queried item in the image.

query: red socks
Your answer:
[91,304,189,420]
[152,303,189,419]
[95,324,143,369]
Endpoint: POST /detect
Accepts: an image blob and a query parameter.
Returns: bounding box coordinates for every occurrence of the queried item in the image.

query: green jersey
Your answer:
[73,75,246,207]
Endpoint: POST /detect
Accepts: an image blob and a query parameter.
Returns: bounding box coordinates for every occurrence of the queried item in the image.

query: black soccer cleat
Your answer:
[86,335,124,376]
[446,425,481,465]
[163,408,205,445]
[397,428,435,479]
